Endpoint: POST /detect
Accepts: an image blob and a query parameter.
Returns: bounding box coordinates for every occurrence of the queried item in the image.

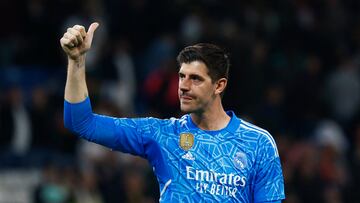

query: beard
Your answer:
[179,101,205,114]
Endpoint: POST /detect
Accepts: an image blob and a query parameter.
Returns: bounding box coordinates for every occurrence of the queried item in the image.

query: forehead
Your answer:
[179,61,209,76]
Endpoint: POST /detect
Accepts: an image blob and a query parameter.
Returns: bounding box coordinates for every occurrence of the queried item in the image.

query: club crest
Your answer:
[179,133,194,151]
[233,151,248,170]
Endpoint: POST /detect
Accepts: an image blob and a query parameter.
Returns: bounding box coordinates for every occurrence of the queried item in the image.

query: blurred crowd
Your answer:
[1,0,360,202]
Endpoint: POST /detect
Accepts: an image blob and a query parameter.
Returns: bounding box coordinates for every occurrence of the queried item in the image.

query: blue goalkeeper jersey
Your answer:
[64,98,285,203]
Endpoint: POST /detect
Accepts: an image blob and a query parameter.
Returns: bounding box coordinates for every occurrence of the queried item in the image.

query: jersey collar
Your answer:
[186,110,240,134]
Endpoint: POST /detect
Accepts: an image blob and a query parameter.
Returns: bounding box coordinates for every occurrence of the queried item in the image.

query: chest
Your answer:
[164,131,255,185]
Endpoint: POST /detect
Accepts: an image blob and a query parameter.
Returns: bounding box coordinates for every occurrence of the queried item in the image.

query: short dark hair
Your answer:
[176,43,230,83]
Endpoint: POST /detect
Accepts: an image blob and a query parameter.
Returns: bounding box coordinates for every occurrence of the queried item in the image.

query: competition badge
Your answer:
[179,133,194,151]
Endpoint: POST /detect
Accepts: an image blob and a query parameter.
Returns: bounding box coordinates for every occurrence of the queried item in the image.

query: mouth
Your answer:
[180,95,193,101]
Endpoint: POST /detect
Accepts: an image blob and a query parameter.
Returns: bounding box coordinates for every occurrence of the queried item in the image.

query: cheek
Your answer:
[201,87,215,100]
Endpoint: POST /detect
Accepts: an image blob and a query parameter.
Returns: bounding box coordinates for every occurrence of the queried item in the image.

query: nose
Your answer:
[179,77,190,92]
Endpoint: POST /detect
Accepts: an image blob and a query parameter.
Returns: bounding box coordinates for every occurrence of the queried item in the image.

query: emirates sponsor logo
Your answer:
[186,166,246,198]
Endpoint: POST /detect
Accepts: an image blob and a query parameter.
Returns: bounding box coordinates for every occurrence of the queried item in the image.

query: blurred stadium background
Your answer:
[1,0,360,202]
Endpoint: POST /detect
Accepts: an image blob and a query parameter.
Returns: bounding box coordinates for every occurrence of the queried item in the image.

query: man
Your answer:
[60,23,285,203]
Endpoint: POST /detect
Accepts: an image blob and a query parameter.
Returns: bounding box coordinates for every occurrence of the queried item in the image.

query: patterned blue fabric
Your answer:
[64,97,285,202]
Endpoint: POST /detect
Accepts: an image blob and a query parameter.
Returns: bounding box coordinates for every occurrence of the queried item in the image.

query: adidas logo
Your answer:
[182,152,195,161]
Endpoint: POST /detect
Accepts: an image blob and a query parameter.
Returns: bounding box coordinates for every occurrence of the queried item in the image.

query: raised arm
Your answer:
[60,23,99,103]
[60,23,148,156]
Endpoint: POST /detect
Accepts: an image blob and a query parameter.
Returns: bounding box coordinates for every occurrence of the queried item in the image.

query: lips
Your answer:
[180,95,194,101]
[181,96,193,101]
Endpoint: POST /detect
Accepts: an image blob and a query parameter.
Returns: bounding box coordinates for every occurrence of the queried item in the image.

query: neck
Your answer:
[190,100,230,131]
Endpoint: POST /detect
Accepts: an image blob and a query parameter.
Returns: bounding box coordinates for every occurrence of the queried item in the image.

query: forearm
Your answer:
[64,55,89,103]
[64,97,146,155]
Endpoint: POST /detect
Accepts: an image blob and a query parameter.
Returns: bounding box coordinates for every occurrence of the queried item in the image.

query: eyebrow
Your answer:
[178,72,205,80]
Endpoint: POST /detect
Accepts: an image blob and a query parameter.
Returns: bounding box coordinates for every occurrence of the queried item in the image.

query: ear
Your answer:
[214,78,227,95]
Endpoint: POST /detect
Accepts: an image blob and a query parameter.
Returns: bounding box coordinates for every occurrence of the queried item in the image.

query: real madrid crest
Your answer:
[233,151,248,170]
[179,133,194,151]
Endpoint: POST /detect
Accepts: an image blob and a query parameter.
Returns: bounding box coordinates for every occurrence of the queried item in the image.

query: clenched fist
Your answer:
[60,22,99,60]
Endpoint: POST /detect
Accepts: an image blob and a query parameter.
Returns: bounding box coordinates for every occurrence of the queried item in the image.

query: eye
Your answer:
[190,75,204,84]
[191,75,200,81]
[178,73,185,80]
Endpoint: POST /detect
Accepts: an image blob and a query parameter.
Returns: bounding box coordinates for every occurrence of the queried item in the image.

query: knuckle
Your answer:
[69,28,77,35]
[75,30,81,36]
[72,29,80,36]
[74,25,85,30]
[65,32,71,37]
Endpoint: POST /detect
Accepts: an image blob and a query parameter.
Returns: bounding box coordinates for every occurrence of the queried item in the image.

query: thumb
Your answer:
[85,22,99,46]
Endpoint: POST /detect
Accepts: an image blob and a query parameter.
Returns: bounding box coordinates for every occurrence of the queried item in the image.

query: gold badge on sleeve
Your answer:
[179,133,194,151]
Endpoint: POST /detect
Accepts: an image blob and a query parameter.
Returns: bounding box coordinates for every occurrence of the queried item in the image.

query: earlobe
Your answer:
[215,78,227,95]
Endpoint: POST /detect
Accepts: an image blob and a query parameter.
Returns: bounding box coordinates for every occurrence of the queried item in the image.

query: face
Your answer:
[178,61,218,113]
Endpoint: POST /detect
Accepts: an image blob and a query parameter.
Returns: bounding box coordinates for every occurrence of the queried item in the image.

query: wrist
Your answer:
[68,55,85,68]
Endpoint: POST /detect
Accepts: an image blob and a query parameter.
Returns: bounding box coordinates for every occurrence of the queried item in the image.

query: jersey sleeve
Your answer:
[253,134,285,202]
[64,97,154,157]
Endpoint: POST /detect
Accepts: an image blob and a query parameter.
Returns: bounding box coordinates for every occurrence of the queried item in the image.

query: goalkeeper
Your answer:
[60,23,285,203]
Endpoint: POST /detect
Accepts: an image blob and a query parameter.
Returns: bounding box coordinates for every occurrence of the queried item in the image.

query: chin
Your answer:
[180,107,191,114]
[180,105,194,114]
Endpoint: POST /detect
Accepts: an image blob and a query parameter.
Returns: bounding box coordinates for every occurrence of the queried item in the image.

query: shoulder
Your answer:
[239,119,279,157]
[134,114,190,129]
